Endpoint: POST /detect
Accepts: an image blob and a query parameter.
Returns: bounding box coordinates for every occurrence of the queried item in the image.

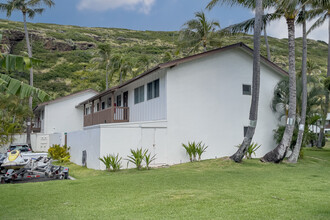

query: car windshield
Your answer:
[9,145,29,152]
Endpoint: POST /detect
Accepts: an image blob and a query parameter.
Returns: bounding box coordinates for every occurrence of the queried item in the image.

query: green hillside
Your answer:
[0,19,328,102]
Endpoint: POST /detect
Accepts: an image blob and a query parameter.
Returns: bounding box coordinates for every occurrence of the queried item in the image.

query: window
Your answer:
[244,126,249,136]
[96,103,100,112]
[85,107,90,115]
[117,95,122,107]
[147,79,160,100]
[134,85,145,104]
[243,84,251,95]
[101,102,105,110]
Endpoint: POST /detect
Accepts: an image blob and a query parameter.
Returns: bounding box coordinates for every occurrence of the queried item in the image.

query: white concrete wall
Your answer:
[68,121,167,170]
[44,91,97,134]
[166,48,283,162]
[1,133,52,152]
[68,127,101,170]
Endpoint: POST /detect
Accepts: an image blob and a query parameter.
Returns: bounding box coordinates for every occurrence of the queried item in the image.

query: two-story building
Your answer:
[67,43,287,170]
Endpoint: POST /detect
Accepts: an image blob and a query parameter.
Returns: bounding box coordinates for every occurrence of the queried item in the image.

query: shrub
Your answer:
[127,148,146,170]
[246,142,261,159]
[99,154,122,172]
[182,141,208,162]
[48,144,70,163]
[196,142,208,161]
[144,150,156,170]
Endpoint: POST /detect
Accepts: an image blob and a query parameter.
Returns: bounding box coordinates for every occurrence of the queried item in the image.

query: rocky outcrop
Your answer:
[44,39,74,51]
[76,42,96,50]
[2,30,25,53]
[1,29,97,53]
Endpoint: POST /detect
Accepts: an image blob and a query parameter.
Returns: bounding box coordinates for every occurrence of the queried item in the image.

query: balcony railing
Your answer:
[32,122,41,133]
[84,107,129,127]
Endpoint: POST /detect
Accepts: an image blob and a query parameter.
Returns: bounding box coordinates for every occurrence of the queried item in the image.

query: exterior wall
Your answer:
[68,121,167,170]
[91,69,167,123]
[68,127,101,170]
[44,91,97,134]
[1,133,51,152]
[69,48,284,170]
[166,48,283,161]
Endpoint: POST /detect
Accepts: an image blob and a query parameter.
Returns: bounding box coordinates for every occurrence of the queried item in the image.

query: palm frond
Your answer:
[307,13,327,35]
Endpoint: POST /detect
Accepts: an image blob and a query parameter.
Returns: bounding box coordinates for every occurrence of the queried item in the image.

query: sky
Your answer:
[0,0,328,42]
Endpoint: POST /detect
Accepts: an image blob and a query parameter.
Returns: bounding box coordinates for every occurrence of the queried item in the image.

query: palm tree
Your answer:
[0,93,32,147]
[288,6,308,163]
[207,0,264,162]
[261,0,311,163]
[0,0,55,146]
[111,55,133,84]
[306,0,330,147]
[179,10,221,53]
[91,44,112,90]
[207,0,275,60]
[272,75,325,150]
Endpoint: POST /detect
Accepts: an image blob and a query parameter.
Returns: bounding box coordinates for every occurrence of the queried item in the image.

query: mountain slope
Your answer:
[0,19,328,101]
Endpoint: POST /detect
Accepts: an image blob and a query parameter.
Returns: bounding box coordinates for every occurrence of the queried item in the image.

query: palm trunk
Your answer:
[288,9,307,163]
[230,0,263,162]
[328,15,330,78]
[23,12,33,150]
[317,93,329,148]
[106,63,109,90]
[264,25,271,60]
[261,18,296,163]
[318,15,330,147]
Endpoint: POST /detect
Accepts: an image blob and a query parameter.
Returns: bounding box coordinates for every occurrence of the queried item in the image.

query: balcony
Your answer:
[32,122,41,133]
[84,107,129,127]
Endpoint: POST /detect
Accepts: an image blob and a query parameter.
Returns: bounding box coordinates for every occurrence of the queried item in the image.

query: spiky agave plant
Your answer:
[182,143,193,162]
[99,155,112,171]
[127,148,146,170]
[109,154,122,171]
[246,143,261,159]
[144,149,156,170]
[196,142,208,161]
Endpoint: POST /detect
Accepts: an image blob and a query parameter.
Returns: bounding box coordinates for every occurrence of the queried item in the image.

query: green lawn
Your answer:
[1,147,330,220]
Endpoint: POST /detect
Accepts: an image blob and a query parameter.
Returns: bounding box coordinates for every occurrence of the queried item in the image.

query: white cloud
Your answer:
[251,8,329,42]
[77,0,155,14]
[266,18,328,42]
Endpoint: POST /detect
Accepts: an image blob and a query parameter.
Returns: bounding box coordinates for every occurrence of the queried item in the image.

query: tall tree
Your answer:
[111,55,133,84]
[288,6,308,163]
[91,44,112,90]
[230,0,263,162]
[0,0,55,147]
[262,0,308,163]
[306,0,330,147]
[179,11,221,53]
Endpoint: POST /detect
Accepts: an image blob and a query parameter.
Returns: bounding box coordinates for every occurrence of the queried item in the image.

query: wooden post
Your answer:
[110,92,115,123]
[91,101,94,125]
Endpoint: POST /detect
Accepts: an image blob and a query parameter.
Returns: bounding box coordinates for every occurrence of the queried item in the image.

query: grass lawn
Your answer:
[1,146,330,219]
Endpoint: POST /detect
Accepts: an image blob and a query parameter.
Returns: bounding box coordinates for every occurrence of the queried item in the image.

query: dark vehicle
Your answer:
[8,144,32,153]
[0,154,6,173]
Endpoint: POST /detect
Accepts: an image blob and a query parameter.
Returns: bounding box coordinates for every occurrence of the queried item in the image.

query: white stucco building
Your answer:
[68,43,287,170]
[33,89,98,134]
